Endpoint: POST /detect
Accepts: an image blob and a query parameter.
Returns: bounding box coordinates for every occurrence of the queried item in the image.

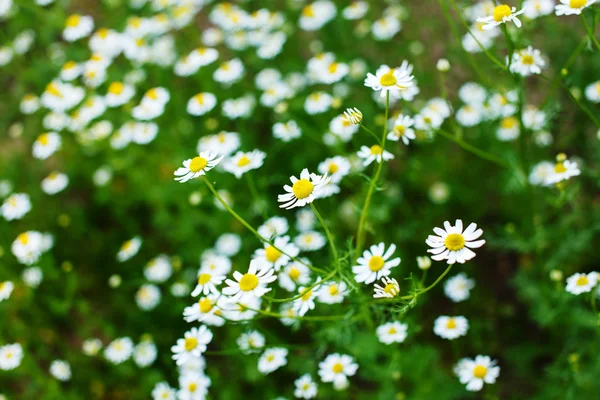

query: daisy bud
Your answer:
[109,274,122,288]
[550,270,563,282]
[342,107,363,125]
[556,153,567,162]
[188,191,202,206]
[436,58,450,72]
[417,256,432,270]
[274,102,288,114]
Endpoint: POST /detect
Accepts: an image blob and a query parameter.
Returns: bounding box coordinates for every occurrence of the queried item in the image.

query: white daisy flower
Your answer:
[318,281,348,304]
[318,353,358,390]
[152,382,176,400]
[454,355,500,391]
[254,236,299,271]
[293,285,320,316]
[364,65,414,98]
[0,343,23,370]
[330,114,360,142]
[258,347,288,375]
[82,338,102,356]
[237,330,265,354]
[352,243,401,284]
[273,120,302,142]
[197,131,240,156]
[144,255,172,283]
[105,82,135,107]
[49,360,71,381]
[342,2,369,20]
[477,4,524,30]
[278,261,312,292]
[433,316,469,340]
[104,337,134,365]
[555,0,596,16]
[213,58,244,86]
[387,114,416,144]
[183,294,224,326]
[191,270,225,297]
[496,116,520,141]
[299,1,337,31]
[294,231,326,251]
[565,272,599,295]
[456,104,483,127]
[215,233,242,257]
[546,154,580,185]
[222,260,277,302]
[20,94,40,114]
[135,284,161,310]
[318,156,351,184]
[22,266,43,288]
[117,236,142,262]
[41,172,69,195]
[523,0,554,19]
[584,81,600,103]
[1,193,31,221]
[294,374,318,399]
[177,372,211,400]
[304,91,334,115]
[278,168,330,210]
[186,93,217,116]
[426,220,485,264]
[171,326,213,366]
[258,217,289,240]
[32,132,61,160]
[509,46,545,76]
[357,145,394,166]
[0,280,13,302]
[223,150,266,179]
[63,14,94,41]
[376,321,408,344]
[529,161,555,186]
[174,152,223,183]
[444,273,475,302]
[373,276,400,299]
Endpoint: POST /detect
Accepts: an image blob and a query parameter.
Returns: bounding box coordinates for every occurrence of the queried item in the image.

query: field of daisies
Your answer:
[1,0,600,398]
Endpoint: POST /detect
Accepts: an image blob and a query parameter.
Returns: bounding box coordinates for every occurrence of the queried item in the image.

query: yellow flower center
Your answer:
[97,28,109,39]
[473,365,487,379]
[394,125,406,137]
[328,63,338,74]
[521,54,535,65]
[63,61,77,70]
[292,179,314,199]
[18,233,29,244]
[108,82,124,95]
[265,246,282,263]
[121,240,133,252]
[218,132,226,143]
[199,298,213,313]
[66,14,81,28]
[329,284,339,295]
[384,283,397,295]
[237,155,251,167]
[37,133,50,145]
[146,88,158,100]
[501,117,518,129]
[197,273,211,285]
[444,233,465,251]
[388,327,397,334]
[554,162,567,173]
[570,0,587,8]
[189,157,208,173]
[188,383,197,392]
[328,163,339,174]
[302,5,314,17]
[370,145,383,155]
[576,276,589,286]
[194,93,205,104]
[379,70,397,87]
[239,273,259,291]
[301,289,313,301]
[446,318,457,329]
[46,83,63,98]
[493,5,512,22]
[184,337,198,351]
[289,267,301,280]
[332,363,344,373]
[369,256,385,272]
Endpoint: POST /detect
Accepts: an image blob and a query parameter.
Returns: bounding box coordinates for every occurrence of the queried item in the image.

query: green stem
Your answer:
[400,263,454,300]
[244,306,354,321]
[359,123,383,145]
[502,24,515,72]
[310,203,339,268]
[581,12,600,52]
[264,268,338,303]
[355,92,390,259]
[202,176,328,274]
[436,128,511,168]
[591,291,598,314]
[245,173,267,220]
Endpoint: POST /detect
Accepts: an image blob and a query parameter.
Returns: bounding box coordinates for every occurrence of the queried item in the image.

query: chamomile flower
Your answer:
[357,145,394,166]
[50,360,71,381]
[376,321,408,344]
[444,273,475,302]
[258,348,288,375]
[566,272,599,295]
[523,0,554,19]
[105,82,135,107]
[32,132,61,160]
[342,107,363,125]
[135,284,161,310]
[477,4,524,30]
[509,46,545,76]
[237,330,266,354]
[293,285,320,316]
[191,270,224,297]
[426,220,485,264]
[144,255,172,283]
[1,193,31,221]
[529,161,555,186]
[255,236,299,271]
[387,114,416,144]
[215,233,242,257]
[223,150,266,178]
[174,152,223,183]
[117,236,142,262]
[152,382,176,400]
[454,355,500,392]
[0,281,14,302]
[171,326,213,365]
[294,374,318,399]
[318,156,351,183]
[373,276,400,299]
[273,120,302,142]
[104,337,134,365]
[213,58,244,86]
[555,0,596,16]
[318,353,358,390]
[496,116,520,141]
[353,243,401,284]
[584,81,600,103]
[82,338,102,356]
[183,294,224,326]
[41,172,69,195]
[329,115,359,142]
[177,373,211,400]
[299,1,337,31]
[20,94,40,114]
[304,91,334,115]
[294,231,326,252]
[278,261,311,292]
[22,267,43,288]
[343,2,368,20]
[278,169,330,210]
[222,260,277,301]
[434,316,469,340]
[63,14,94,41]
[0,343,23,370]
[187,93,217,116]
[546,153,580,185]
[364,65,414,98]
[318,281,348,304]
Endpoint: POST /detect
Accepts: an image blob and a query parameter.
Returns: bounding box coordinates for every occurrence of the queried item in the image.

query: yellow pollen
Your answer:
[332,363,344,373]
[66,14,81,28]
[63,61,77,70]
[239,273,259,291]
[188,383,197,392]
[146,88,158,100]
[370,145,383,155]
[237,155,251,167]
[265,246,282,263]
[37,133,50,145]
[501,117,518,129]
[218,132,226,143]
[289,267,301,280]
[329,285,339,295]
[383,283,397,295]
[394,125,406,137]
[221,62,230,71]
[328,63,338,74]
[108,82,124,95]
[197,273,211,285]
[121,240,133,251]
[446,318,457,329]
[199,298,213,313]
[379,70,397,87]
[388,327,397,334]
[130,17,142,28]
[18,233,29,244]
[576,276,589,286]
[189,157,208,173]
[328,163,339,174]
[301,289,313,301]
[369,256,385,272]
[570,0,587,7]
[554,162,567,173]
[521,54,535,65]
[184,337,198,351]
[46,83,63,98]
[303,383,310,390]
[473,365,487,379]
[267,354,275,362]
[493,5,512,22]
[97,28,109,39]
[194,94,205,104]
[292,179,314,200]
[444,233,465,251]
[8,197,17,207]
[135,38,145,47]
[302,5,314,17]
